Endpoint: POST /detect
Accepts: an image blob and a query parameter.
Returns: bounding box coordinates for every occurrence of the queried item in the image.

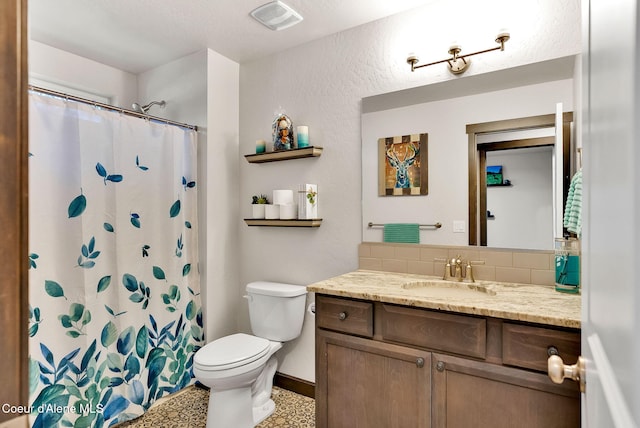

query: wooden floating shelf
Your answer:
[487,183,513,187]
[245,146,323,164]
[244,219,323,228]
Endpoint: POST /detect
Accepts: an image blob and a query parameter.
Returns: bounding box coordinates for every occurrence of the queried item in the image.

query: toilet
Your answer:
[193,281,307,428]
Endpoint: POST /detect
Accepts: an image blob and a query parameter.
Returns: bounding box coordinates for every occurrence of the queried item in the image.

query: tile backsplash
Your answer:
[359,242,555,286]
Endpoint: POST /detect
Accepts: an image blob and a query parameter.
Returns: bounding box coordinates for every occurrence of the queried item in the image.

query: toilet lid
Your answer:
[195,333,271,371]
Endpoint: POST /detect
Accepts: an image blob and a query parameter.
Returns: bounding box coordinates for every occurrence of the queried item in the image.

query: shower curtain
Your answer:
[27,92,204,428]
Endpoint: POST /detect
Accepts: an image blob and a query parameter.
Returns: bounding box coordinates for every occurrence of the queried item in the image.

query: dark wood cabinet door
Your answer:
[432,353,580,428]
[316,329,431,428]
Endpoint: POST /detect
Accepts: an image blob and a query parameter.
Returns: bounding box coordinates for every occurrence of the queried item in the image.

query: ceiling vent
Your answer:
[250,1,303,31]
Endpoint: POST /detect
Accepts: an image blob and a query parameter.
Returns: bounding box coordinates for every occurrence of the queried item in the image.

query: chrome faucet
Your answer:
[435,255,484,282]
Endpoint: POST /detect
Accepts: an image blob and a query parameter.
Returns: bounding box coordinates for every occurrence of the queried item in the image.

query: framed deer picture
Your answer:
[378,133,428,196]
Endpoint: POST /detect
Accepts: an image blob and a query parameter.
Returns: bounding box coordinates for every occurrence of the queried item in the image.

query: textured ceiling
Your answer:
[29,0,436,74]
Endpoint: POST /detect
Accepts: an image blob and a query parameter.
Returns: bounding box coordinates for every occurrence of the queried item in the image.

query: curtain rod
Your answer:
[28,85,198,131]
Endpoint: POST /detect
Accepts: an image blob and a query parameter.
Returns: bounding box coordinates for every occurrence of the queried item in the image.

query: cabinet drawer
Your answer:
[378,304,486,359]
[502,323,581,372]
[316,295,373,337]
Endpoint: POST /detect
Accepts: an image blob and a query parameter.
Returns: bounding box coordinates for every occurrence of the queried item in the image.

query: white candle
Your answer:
[256,139,266,153]
[273,189,294,205]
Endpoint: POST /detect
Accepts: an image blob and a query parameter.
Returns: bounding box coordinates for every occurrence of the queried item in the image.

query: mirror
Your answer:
[361,56,577,250]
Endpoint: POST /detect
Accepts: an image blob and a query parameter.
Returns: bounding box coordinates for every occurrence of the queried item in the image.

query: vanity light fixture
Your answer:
[407,31,510,75]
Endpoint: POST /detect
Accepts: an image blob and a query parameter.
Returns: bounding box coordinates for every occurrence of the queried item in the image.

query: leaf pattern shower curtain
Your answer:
[28,92,204,428]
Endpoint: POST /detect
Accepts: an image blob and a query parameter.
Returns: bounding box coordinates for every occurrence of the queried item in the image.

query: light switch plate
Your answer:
[453,220,466,233]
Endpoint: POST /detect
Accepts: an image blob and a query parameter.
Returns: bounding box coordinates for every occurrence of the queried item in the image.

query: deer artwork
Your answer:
[386,142,419,188]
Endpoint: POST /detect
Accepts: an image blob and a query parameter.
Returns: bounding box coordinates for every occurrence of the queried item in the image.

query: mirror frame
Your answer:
[467,112,573,246]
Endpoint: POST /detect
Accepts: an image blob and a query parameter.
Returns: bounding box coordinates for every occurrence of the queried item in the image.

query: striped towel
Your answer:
[563,169,582,236]
[383,223,420,244]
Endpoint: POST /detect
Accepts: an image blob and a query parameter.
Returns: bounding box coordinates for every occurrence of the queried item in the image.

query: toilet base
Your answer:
[253,398,276,425]
[205,389,276,428]
[206,387,254,428]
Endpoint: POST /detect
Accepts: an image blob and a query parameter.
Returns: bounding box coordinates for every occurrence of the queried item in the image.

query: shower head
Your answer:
[131,103,145,113]
[131,100,166,114]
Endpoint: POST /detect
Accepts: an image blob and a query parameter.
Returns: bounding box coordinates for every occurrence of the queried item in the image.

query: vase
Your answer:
[252,204,266,219]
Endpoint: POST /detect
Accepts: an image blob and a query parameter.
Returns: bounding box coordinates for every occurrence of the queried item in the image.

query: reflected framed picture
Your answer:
[486,165,503,185]
[378,133,428,196]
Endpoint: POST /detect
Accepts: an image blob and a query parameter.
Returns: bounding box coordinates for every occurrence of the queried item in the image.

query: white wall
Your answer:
[362,79,572,246]
[137,50,208,126]
[204,50,241,342]
[486,147,553,250]
[240,0,581,382]
[29,40,137,108]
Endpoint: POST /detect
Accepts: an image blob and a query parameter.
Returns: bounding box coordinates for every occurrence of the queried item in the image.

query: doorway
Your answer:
[467,113,572,247]
[483,141,554,249]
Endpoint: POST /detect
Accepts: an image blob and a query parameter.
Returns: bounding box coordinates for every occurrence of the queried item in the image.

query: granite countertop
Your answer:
[307,270,581,329]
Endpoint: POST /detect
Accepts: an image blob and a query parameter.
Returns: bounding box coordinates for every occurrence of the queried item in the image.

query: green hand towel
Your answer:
[383,223,420,244]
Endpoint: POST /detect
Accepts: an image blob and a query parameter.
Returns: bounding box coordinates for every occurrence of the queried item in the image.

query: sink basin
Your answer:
[401,279,496,298]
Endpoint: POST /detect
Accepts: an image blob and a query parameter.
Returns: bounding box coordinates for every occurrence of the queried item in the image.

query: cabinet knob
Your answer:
[547,354,586,393]
[436,361,445,372]
[338,312,348,321]
[416,357,425,368]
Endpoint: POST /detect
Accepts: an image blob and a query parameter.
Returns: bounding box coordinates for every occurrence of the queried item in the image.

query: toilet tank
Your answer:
[246,281,307,342]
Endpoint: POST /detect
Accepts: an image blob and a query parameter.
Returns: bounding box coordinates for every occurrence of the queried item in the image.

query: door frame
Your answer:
[0,0,29,423]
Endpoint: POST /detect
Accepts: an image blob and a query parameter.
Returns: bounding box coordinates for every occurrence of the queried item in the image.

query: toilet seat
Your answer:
[194,333,271,372]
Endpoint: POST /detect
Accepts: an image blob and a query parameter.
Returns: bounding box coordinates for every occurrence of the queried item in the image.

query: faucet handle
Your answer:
[463,260,485,283]
[433,258,452,280]
[464,261,475,283]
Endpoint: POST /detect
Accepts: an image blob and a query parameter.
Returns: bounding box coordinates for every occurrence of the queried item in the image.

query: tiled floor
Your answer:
[117,386,315,427]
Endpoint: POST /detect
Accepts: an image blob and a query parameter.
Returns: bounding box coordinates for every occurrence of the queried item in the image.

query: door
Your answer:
[580,0,639,426]
[432,353,580,428]
[316,329,431,428]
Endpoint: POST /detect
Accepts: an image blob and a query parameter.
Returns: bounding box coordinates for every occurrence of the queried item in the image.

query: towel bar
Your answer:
[367,222,442,229]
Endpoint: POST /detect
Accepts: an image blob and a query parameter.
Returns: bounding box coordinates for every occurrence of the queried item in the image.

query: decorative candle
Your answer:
[279,204,297,220]
[256,139,266,154]
[297,126,309,148]
[273,189,294,205]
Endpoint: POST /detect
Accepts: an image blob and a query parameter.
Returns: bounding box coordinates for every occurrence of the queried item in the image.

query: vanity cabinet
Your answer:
[315,294,581,428]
